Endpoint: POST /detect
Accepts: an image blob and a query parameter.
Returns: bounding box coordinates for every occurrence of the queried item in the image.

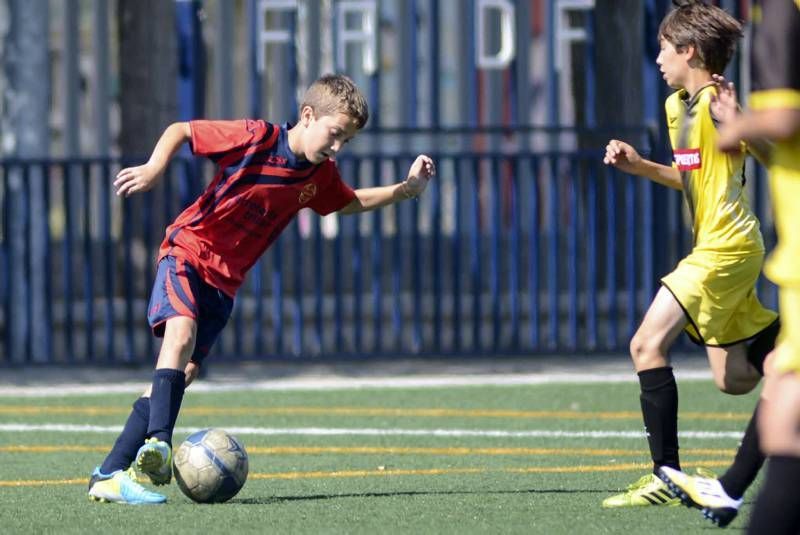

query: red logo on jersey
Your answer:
[299,183,317,204]
[673,149,702,171]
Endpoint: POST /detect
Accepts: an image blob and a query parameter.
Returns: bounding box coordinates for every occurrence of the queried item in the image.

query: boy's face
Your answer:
[299,106,360,164]
[656,38,690,89]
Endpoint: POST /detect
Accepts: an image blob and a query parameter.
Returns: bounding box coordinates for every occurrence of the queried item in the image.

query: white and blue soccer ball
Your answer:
[173,428,249,503]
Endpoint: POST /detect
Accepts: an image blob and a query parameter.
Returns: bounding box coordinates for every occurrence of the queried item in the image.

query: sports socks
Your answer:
[747,456,800,535]
[638,366,680,473]
[100,397,150,474]
[718,401,764,500]
[147,368,186,445]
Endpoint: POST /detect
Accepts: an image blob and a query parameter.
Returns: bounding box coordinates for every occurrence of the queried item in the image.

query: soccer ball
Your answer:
[173,428,249,503]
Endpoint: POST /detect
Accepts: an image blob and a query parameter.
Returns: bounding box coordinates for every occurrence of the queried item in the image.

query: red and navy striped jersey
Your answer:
[158,119,356,297]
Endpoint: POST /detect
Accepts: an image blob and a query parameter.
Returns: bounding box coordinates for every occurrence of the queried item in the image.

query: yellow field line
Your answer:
[0,459,732,487]
[0,445,737,457]
[0,405,751,421]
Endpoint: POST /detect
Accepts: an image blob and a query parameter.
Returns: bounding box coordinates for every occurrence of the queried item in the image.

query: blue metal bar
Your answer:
[587,163,598,349]
[431,156,442,353]
[1,164,9,362]
[470,156,482,352]
[605,166,617,349]
[291,219,303,356]
[490,157,501,349]
[100,159,114,361]
[41,163,53,361]
[63,163,75,361]
[548,157,559,348]
[508,158,520,351]
[643,180,654,304]
[22,165,32,362]
[405,0,419,126]
[334,198,344,353]
[351,162,363,353]
[313,212,323,354]
[82,162,94,361]
[626,175,637,339]
[528,156,540,349]
[568,158,578,349]
[371,157,383,352]
[391,158,403,350]
[411,161,423,353]
[451,157,463,352]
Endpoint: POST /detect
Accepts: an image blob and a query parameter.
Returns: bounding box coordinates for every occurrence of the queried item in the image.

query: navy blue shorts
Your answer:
[147,256,233,364]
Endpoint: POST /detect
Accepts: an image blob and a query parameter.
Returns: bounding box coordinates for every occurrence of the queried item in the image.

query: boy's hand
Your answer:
[709,74,739,125]
[401,155,436,198]
[603,140,642,174]
[114,162,161,197]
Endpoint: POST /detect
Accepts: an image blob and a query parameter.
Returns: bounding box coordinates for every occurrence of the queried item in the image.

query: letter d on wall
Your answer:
[476,0,515,70]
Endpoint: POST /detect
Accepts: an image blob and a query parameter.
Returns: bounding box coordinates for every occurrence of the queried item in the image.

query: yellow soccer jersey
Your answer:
[665,84,765,256]
[661,84,777,346]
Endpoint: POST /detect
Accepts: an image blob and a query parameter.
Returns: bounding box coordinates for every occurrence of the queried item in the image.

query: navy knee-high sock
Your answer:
[638,366,680,473]
[100,397,150,474]
[147,368,185,446]
[718,401,764,500]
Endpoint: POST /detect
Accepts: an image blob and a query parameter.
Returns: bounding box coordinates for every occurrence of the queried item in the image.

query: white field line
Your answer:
[0,369,714,397]
[0,423,742,440]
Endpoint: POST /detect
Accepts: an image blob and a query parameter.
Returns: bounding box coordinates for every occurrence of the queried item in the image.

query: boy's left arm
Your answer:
[339,155,436,214]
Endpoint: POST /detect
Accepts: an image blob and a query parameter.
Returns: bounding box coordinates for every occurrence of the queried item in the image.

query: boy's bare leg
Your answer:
[629,287,688,472]
[602,287,687,508]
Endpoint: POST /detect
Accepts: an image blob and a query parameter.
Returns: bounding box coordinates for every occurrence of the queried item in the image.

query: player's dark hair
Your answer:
[658,1,742,75]
[301,74,369,129]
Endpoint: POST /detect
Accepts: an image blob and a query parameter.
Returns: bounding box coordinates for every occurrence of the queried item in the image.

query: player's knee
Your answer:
[714,372,758,395]
[629,334,666,370]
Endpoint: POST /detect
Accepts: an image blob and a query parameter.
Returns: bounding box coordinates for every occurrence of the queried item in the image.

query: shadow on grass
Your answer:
[231,488,616,505]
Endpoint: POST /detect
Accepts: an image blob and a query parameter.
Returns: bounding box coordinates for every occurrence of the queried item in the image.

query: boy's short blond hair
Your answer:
[301,74,369,129]
[658,0,742,75]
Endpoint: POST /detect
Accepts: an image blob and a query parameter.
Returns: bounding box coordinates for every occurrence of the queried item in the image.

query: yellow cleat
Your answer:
[135,438,173,486]
[602,473,680,508]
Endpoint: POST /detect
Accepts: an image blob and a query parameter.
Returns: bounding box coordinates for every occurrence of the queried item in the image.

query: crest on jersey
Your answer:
[299,183,317,204]
[673,148,701,171]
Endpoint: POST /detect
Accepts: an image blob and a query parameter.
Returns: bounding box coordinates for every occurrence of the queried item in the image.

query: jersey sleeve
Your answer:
[189,119,270,156]
[306,163,357,216]
[750,0,800,111]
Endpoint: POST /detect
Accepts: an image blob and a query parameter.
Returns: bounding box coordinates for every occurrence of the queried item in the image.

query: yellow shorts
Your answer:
[661,250,778,346]
[765,168,800,287]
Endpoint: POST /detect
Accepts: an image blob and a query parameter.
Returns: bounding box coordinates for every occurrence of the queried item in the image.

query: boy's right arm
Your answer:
[114,122,192,197]
[603,139,682,190]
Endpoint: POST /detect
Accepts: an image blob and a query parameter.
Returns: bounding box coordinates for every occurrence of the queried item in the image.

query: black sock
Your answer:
[638,366,680,473]
[147,368,186,445]
[747,456,800,535]
[718,401,764,500]
[100,397,150,474]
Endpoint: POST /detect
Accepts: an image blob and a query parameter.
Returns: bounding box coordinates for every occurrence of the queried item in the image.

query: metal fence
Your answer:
[0,140,779,364]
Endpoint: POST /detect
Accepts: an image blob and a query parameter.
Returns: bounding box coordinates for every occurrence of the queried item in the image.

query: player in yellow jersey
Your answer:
[712,1,800,533]
[601,1,779,521]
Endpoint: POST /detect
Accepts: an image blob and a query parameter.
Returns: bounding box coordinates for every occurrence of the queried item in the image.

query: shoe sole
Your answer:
[136,449,171,486]
[658,471,738,528]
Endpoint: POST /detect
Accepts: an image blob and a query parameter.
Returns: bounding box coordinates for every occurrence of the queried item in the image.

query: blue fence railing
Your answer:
[0,147,779,364]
